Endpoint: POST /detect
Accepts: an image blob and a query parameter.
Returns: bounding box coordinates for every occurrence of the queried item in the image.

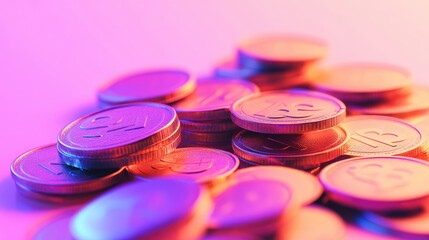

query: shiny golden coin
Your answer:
[128,147,239,187]
[230,90,346,134]
[312,64,412,103]
[232,127,349,169]
[343,115,425,157]
[348,87,429,118]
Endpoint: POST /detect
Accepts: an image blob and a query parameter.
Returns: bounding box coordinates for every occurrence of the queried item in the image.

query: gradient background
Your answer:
[1,1,428,238]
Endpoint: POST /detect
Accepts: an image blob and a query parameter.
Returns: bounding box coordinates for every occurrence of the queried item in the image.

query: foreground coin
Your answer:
[28,209,77,240]
[10,144,127,195]
[173,78,259,121]
[319,156,429,211]
[98,69,196,105]
[58,103,179,159]
[277,205,346,240]
[230,90,346,134]
[312,63,412,103]
[71,178,212,240]
[128,147,239,187]
[232,127,349,169]
[231,166,323,205]
[209,179,297,236]
[237,35,327,70]
[343,115,425,157]
[348,87,429,119]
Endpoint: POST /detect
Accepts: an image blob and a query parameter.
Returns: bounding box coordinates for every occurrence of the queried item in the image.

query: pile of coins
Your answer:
[11,34,429,239]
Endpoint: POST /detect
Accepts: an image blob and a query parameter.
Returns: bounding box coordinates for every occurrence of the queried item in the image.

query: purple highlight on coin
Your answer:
[10,144,127,195]
[98,69,196,105]
[71,179,206,240]
[29,209,76,240]
[58,103,178,158]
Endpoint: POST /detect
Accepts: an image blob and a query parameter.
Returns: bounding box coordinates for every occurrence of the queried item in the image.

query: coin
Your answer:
[343,115,425,157]
[59,123,181,169]
[230,90,346,134]
[181,130,236,145]
[97,69,196,105]
[312,64,412,103]
[209,179,297,235]
[214,58,262,79]
[58,103,179,158]
[348,87,429,119]
[71,178,212,240]
[28,209,77,240]
[173,78,259,121]
[319,156,429,211]
[277,205,346,240]
[128,148,239,187]
[181,119,239,133]
[10,144,127,195]
[232,127,349,169]
[237,35,327,70]
[231,166,323,205]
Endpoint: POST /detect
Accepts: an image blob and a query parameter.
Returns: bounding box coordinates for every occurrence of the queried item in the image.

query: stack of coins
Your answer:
[311,63,429,119]
[215,35,326,91]
[173,78,259,150]
[230,89,348,170]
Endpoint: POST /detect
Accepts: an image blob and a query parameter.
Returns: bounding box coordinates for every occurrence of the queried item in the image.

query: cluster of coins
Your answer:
[11,34,429,239]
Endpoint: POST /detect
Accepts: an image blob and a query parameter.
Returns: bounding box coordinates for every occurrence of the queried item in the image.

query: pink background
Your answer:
[1,1,428,238]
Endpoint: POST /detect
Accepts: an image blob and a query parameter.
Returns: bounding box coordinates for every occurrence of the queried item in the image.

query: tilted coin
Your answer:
[319,156,429,211]
[98,69,196,105]
[230,90,346,134]
[10,144,127,195]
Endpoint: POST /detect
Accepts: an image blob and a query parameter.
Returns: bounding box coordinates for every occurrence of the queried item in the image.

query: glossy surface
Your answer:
[343,115,425,157]
[320,156,429,211]
[230,90,346,133]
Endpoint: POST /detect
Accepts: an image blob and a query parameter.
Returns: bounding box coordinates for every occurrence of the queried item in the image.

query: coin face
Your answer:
[10,144,127,195]
[209,179,295,230]
[58,103,178,158]
[237,35,327,70]
[71,179,208,240]
[231,90,346,133]
[319,156,429,211]
[348,87,429,118]
[173,78,259,121]
[343,115,425,157]
[278,205,346,240]
[312,64,412,103]
[98,69,196,105]
[128,148,239,186]
[232,166,323,205]
[232,127,349,168]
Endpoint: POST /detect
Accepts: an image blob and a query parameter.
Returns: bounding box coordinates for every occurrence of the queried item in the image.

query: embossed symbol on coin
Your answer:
[351,128,406,148]
[196,88,248,106]
[151,157,213,173]
[262,137,308,151]
[79,114,148,139]
[253,101,322,119]
[38,162,86,177]
[347,163,412,191]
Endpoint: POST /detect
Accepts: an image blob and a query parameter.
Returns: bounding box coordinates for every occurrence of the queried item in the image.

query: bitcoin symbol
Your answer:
[351,128,406,148]
[79,114,148,138]
[262,137,307,151]
[347,163,412,191]
[151,157,213,174]
[39,162,86,177]
[254,101,322,119]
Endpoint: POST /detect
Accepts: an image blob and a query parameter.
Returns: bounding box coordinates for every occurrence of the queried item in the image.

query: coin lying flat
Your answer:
[71,178,212,240]
[173,78,259,121]
[343,115,425,157]
[10,144,127,195]
[319,156,429,211]
[231,166,323,206]
[232,127,349,169]
[128,148,239,187]
[98,69,196,105]
[277,205,346,240]
[58,103,179,159]
[348,87,429,118]
[312,64,412,103]
[230,90,346,134]
[237,35,327,70]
